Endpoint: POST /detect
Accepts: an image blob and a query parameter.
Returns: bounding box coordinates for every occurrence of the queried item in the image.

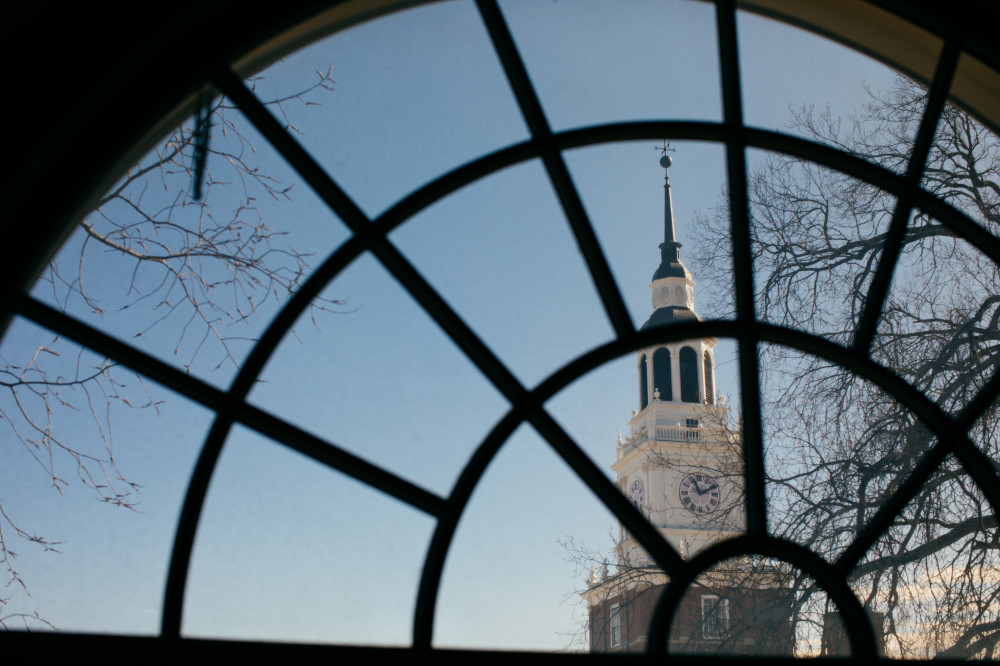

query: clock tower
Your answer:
[614,152,742,568]
[583,154,790,655]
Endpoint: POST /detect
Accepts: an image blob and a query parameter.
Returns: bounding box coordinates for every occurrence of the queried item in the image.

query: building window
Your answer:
[610,603,622,648]
[701,595,729,640]
[685,419,699,429]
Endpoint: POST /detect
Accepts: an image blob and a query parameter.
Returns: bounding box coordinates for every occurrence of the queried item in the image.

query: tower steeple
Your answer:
[610,151,735,563]
[652,153,688,282]
[641,154,697,332]
[583,153,786,655]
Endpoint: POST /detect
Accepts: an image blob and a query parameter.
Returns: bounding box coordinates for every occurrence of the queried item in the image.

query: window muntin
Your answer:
[388,159,613,388]
[0,0,996,660]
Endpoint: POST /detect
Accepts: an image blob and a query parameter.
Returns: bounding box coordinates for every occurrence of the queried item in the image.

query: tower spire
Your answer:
[659,143,678,245]
[640,148,697,332]
[651,146,686,282]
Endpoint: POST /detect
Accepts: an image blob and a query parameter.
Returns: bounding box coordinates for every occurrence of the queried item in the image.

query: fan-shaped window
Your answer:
[2,1,1000,662]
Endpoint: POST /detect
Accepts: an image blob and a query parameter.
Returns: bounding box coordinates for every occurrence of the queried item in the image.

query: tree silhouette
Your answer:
[692,77,1000,658]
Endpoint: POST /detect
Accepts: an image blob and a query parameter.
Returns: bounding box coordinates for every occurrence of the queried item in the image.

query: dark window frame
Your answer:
[2,0,1000,661]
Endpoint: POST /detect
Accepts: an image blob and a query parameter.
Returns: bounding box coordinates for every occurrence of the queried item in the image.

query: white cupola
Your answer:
[634,154,718,413]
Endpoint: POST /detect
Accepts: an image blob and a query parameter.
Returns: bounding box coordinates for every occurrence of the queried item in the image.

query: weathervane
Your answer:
[654,140,676,157]
[654,140,675,171]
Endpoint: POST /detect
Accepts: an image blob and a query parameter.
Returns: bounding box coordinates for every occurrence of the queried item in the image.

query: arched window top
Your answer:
[2,1,1000,660]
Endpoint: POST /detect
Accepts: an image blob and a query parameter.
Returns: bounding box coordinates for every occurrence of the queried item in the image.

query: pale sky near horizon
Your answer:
[0,0,906,650]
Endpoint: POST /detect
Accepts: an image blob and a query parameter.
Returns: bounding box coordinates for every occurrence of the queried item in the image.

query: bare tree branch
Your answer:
[0,69,343,625]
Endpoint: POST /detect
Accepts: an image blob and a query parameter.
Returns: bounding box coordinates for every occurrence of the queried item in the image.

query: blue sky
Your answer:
[0,0,906,650]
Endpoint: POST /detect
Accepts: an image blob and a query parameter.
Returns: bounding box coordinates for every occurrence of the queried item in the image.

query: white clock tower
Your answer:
[584,155,789,656]
[613,153,742,568]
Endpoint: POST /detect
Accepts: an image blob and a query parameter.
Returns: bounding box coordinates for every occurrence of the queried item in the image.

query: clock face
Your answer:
[679,473,721,515]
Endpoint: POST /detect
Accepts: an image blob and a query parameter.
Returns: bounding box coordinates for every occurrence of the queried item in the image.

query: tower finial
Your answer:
[654,139,675,167]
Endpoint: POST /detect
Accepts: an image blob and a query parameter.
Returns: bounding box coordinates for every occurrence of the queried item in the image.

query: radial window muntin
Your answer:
[3,0,1000,659]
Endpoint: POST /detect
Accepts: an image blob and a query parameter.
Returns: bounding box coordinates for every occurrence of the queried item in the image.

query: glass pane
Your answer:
[32,100,350,389]
[760,344,928,564]
[547,343,744,564]
[874,212,999,415]
[0,317,211,632]
[501,0,722,130]
[249,0,529,219]
[182,425,434,644]
[738,10,921,173]
[922,92,1000,241]
[390,159,612,389]
[433,424,622,651]
[247,252,507,497]
[851,460,1000,659]
[745,149,897,343]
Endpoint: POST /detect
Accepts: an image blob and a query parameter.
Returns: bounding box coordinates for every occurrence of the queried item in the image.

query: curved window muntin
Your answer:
[17,98,995,652]
[18,125,1000,649]
[5,0,1000,657]
[24,289,998,650]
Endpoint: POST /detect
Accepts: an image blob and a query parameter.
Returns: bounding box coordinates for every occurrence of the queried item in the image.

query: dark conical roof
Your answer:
[652,241,689,280]
[639,305,700,331]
